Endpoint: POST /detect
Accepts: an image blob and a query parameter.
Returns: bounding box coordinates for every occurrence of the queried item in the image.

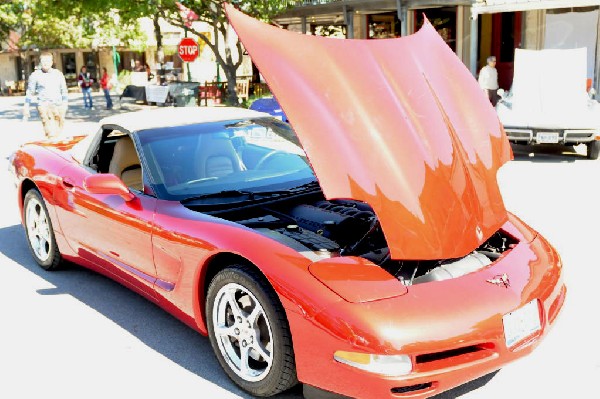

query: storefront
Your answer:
[415,7,458,51]
[367,12,401,38]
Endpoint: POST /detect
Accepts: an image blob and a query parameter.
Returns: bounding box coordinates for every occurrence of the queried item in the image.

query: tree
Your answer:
[156,1,292,104]
[0,2,24,47]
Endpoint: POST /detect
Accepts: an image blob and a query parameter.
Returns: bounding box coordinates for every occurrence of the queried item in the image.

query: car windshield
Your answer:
[137,117,316,201]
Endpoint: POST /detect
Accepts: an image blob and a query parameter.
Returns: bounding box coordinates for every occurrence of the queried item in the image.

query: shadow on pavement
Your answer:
[0,222,498,399]
[0,223,303,399]
[1,93,148,124]
[431,371,499,398]
[510,143,589,163]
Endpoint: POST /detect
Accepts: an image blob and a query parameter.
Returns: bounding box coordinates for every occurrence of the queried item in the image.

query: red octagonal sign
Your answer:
[178,37,199,62]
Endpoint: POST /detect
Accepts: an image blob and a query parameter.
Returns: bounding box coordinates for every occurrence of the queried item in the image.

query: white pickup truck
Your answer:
[496,48,600,159]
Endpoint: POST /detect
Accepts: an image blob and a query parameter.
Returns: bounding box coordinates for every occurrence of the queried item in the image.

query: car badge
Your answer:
[476,225,484,242]
[487,273,510,288]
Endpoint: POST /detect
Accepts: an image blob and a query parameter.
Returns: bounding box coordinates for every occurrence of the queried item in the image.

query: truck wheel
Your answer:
[587,141,600,160]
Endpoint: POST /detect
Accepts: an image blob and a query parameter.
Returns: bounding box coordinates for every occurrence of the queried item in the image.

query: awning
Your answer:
[473,0,600,14]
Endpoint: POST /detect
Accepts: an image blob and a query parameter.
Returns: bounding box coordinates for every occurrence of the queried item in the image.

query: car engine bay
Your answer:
[210,194,518,286]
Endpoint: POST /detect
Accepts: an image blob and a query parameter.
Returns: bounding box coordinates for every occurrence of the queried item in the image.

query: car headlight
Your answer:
[333,351,412,376]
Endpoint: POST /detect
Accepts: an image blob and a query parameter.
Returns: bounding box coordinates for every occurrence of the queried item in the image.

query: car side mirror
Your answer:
[83,174,135,201]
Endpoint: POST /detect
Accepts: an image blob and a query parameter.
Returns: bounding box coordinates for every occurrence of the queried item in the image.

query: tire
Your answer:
[587,141,600,160]
[23,189,62,270]
[206,265,297,397]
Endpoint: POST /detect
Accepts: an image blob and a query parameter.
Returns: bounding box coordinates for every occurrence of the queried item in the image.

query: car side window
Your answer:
[88,129,144,192]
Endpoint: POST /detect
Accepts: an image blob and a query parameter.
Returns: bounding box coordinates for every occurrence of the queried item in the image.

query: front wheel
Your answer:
[206,265,297,397]
[587,140,600,160]
[23,189,62,270]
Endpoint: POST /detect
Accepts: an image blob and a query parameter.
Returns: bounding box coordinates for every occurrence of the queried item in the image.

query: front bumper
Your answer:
[288,226,566,399]
[504,126,599,144]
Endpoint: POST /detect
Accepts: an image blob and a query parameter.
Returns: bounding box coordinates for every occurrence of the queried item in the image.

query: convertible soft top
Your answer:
[99,107,270,132]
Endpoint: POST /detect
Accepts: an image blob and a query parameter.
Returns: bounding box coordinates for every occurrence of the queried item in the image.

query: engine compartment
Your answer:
[213,195,518,286]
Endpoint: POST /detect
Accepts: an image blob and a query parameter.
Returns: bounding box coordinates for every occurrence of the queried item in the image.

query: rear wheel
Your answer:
[587,140,600,160]
[206,265,297,396]
[23,189,61,270]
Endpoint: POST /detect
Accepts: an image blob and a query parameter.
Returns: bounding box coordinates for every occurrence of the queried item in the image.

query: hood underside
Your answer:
[226,5,512,260]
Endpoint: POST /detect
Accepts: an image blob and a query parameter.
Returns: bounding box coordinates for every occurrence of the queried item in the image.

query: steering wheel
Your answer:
[255,150,287,170]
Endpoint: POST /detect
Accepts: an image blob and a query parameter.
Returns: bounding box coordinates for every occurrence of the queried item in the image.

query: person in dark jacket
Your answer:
[78,66,94,109]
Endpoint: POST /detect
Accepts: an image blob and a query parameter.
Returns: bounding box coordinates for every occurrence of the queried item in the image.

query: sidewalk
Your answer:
[0,91,154,158]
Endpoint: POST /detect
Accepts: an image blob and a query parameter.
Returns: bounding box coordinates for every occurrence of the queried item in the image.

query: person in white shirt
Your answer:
[23,52,69,138]
[478,55,499,106]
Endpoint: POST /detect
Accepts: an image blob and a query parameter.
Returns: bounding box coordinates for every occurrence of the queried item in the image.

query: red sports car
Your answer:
[9,7,565,399]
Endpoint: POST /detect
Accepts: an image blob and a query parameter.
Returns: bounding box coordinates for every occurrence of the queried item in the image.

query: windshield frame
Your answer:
[135,117,317,202]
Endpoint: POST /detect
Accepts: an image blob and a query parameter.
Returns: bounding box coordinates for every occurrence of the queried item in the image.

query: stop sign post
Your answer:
[178,37,199,82]
[178,37,199,62]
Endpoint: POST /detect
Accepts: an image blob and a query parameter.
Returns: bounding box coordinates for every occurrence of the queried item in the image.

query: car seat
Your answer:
[108,136,143,191]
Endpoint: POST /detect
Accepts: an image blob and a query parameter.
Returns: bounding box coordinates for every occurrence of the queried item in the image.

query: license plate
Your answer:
[503,300,541,348]
[536,132,559,143]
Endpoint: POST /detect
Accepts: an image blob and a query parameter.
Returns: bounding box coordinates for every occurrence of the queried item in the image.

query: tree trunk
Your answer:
[222,60,239,105]
[153,14,164,83]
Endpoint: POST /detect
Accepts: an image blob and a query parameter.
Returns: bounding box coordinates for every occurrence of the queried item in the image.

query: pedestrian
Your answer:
[100,67,113,110]
[78,66,94,109]
[133,60,145,72]
[23,52,69,138]
[478,55,499,106]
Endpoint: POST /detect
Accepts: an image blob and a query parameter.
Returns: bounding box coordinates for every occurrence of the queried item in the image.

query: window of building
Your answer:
[311,24,347,38]
[61,52,77,87]
[415,7,457,52]
[368,12,401,39]
[83,51,100,81]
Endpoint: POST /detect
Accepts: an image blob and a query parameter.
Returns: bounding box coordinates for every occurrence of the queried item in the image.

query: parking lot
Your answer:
[0,95,598,398]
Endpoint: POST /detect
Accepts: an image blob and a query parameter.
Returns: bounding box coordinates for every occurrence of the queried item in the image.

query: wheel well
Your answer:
[20,179,38,205]
[200,252,279,323]
[202,253,257,297]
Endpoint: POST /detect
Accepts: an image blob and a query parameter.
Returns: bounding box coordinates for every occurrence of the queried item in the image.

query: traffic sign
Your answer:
[178,38,199,62]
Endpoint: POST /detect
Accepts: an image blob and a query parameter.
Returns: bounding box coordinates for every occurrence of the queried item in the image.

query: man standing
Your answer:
[78,66,94,109]
[23,52,69,138]
[478,55,499,106]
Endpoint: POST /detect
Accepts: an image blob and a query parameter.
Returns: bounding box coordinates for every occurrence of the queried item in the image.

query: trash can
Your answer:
[168,82,199,107]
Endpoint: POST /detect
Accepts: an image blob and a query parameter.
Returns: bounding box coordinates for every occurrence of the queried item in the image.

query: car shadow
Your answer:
[0,223,499,399]
[0,223,304,399]
[431,370,499,398]
[510,143,589,163]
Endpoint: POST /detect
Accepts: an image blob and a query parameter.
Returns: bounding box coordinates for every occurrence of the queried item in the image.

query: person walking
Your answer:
[100,67,113,110]
[478,55,499,106]
[78,66,94,109]
[23,52,69,138]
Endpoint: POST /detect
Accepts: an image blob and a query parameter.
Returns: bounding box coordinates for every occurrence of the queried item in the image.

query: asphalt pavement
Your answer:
[0,95,598,399]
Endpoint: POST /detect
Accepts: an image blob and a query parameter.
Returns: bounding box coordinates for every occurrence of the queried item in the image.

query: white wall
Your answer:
[0,54,19,88]
[545,8,599,79]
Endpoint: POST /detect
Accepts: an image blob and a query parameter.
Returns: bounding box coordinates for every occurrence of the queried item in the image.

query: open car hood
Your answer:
[226,5,511,260]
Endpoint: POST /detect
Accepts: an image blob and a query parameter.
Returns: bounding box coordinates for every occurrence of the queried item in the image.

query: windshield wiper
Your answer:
[180,181,321,204]
[181,190,256,203]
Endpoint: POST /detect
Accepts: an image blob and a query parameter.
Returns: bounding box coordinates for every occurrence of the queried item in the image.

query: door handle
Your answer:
[61,178,74,188]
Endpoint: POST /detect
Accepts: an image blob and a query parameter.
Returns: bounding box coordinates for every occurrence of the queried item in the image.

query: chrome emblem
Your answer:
[487,273,510,288]
[475,226,484,242]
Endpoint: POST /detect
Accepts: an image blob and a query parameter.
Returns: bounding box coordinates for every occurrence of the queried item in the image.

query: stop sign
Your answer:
[178,37,199,62]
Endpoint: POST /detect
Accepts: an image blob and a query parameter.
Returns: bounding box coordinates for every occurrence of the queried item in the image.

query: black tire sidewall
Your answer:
[206,266,294,397]
[588,141,600,160]
[23,189,60,270]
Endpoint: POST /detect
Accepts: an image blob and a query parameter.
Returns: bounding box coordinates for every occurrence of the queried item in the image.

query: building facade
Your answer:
[276,0,600,92]
[0,17,242,94]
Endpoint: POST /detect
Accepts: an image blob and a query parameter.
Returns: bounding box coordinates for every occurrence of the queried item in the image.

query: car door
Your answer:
[53,130,158,296]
